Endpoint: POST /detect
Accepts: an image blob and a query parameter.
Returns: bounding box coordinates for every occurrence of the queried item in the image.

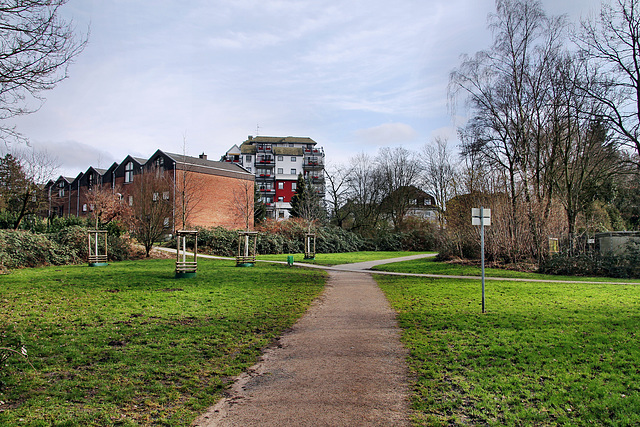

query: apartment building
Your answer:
[45,149,255,230]
[222,136,325,219]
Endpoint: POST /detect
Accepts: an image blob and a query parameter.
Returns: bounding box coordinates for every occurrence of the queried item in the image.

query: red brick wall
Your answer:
[175,170,254,230]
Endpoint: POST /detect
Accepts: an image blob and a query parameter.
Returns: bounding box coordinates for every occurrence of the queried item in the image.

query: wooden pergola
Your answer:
[176,230,198,278]
[236,231,258,267]
[87,230,108,267]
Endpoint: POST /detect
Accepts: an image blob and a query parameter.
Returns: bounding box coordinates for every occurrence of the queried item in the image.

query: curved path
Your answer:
[192,254,436,426]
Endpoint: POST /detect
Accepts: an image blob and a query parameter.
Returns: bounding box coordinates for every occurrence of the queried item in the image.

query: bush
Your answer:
[0,230,79,271]
[0,226,133,271]
[539,242,640,279]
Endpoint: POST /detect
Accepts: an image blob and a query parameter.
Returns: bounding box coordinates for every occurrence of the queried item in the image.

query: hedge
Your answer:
[0,227,133,272]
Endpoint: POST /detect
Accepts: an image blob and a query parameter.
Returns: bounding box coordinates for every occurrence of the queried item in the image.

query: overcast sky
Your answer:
[6,0,601,177]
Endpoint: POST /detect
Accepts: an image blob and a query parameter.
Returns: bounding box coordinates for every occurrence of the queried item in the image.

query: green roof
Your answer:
[273,147,303,156]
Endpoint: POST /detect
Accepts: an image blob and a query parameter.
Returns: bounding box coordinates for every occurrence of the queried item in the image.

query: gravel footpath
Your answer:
[192,258,422,426]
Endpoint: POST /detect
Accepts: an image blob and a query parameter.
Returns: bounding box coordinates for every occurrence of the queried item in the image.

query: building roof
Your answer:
[273,146,304,156]
[243,136,317,145]
[225,144,241,155]
[158,150,254,181]
[240,143,257,154]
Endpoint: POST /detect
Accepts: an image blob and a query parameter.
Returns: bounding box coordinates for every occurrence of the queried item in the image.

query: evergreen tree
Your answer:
[289,174,306,218]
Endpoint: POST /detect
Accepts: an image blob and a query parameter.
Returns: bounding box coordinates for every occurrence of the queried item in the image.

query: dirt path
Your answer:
[193,266,412,426]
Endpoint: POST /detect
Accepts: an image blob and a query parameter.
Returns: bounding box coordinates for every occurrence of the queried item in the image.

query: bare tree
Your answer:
[126,167,173,257]
[574,0,640,164]
[324,162,351,227]
[421,137,458,228]
[343,153,384,235]
[0,1,87,142]
[376,146,422,231]
[546,52,622,239]
[232,179,255,230]
[450,0,567,261]
[173,150,205,230]
[85,184,127,229]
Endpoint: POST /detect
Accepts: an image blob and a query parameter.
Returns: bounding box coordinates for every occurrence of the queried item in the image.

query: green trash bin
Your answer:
[287,255,294,267]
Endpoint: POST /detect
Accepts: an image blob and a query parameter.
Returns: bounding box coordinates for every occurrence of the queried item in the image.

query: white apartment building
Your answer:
[222,136,325,219]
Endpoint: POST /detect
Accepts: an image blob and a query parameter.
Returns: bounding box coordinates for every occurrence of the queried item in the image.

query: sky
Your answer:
[5,0,602,177]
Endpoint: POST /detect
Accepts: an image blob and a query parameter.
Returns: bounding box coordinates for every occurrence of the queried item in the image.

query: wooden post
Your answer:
[304,232,316,260]
[88,230,108,267]
[175,230,198,278]
[236,231,258,267]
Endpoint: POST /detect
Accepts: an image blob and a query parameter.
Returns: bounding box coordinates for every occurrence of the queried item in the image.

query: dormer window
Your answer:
[124,162,133,183]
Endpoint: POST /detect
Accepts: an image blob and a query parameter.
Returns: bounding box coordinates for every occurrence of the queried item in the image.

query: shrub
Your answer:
[0,230,79,270]
[0,226,133,271]
[539,242,640,279]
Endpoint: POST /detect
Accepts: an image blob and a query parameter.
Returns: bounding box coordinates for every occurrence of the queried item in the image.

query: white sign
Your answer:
[471,208,491,226]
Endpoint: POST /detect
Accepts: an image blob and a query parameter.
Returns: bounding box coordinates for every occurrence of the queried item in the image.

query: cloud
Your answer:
[28,140,118,177]
[354,123,418,146]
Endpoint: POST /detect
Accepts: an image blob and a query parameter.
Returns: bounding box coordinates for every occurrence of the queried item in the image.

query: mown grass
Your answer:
[376,274,640,426]
[0,259,326,426]
[373,257,640,283]
[257,251,435,266]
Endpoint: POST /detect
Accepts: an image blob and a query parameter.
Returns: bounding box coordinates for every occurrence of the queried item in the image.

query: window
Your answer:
[124,162,133,183]
[89,204,94,211]
[58,188,65,197]
[290,168,296,175]
[291,182,297,191]
[155,157,164,177]
[82,203,87,212]
[277,168,283,174]
[278,182,284,189]
[278,196,284,202]
[277,156,283,161]
[163,191,170,200]
[291,157,296,162]
[246,155,252,162]
[425,199,431,205]
[163,217,170,228]
[278,211,285,219]
[153,192,159,201]
[128,195,133,206]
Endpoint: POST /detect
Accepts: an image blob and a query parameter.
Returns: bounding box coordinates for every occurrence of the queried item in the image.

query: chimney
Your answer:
[199,153,207,160]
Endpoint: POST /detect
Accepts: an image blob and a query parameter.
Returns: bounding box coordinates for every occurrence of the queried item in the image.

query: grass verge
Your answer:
[376,274,640,425]
[372,257,640,283]
[0,259,325,426]
[257,251,436,266]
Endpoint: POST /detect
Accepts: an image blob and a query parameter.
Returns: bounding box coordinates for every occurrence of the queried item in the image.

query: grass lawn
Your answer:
[373,257,640,283]
[376,274,640,426]
[257,251,436,266]
[0,258,326,426]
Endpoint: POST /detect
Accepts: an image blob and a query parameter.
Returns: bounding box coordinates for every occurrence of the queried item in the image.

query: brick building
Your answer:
[222,136,325,220]
[45,149,255,231]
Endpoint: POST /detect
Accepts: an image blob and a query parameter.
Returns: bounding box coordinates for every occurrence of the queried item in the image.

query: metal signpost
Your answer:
[472,207,491,313]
